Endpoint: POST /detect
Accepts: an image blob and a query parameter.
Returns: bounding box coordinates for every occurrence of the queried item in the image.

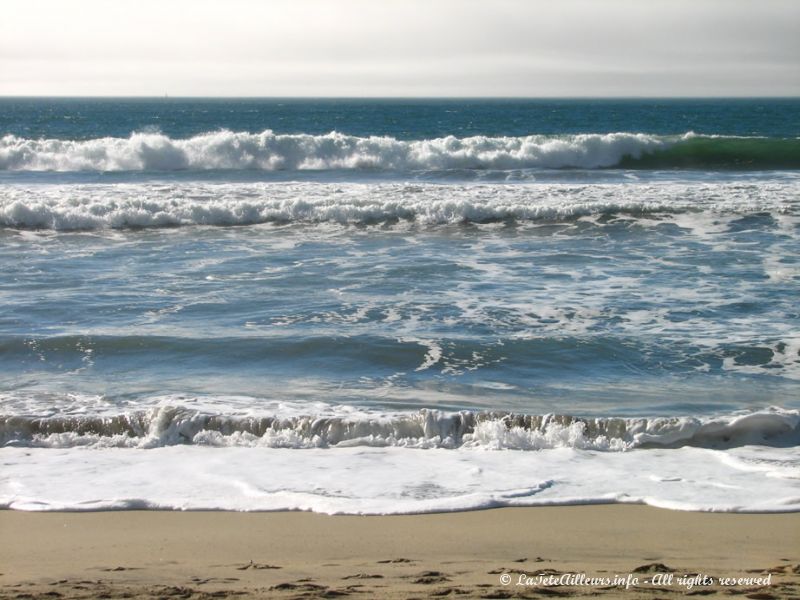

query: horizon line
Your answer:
[1,95,799,100]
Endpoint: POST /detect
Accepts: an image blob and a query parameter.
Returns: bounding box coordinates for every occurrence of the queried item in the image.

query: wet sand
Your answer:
[1,505,798,599]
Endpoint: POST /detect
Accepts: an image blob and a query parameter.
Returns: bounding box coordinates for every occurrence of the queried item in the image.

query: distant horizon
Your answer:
[2,95,799,100]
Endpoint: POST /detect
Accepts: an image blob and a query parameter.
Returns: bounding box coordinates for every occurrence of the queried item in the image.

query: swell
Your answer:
[1,406,797,451]
[2,130,798,172]
[621,136,800,170]
[4,334,794,381]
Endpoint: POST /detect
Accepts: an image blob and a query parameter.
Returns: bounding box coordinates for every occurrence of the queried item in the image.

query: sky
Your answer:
[1,0,798,97]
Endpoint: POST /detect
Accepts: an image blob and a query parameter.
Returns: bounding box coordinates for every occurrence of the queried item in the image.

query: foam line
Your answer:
[1,180,797,229]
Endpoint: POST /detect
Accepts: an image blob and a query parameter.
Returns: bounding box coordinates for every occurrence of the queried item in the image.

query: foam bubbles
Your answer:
[2,444,797,513]
[0,131,670,172]
[2,405,797,451]
[1,180,797,230]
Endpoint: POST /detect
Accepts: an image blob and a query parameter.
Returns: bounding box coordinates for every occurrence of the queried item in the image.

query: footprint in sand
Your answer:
[189,576,240,585]
[377,557,415,564]
[429,587,470,597]
[236,560,281,570]
[530,568,562,576]
[269,582,355,597]
[270,582,326,591]
[487,567,527,575]
[409,571,451,585]
[478,590,514,599]
[632,562,676,573]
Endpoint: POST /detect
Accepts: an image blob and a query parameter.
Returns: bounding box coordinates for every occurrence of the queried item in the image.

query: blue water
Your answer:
[2,98,799,140]
[0,98,799,429]
[2,98,800,515]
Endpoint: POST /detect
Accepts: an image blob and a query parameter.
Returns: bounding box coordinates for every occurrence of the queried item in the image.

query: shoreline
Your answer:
[2,505,798,599]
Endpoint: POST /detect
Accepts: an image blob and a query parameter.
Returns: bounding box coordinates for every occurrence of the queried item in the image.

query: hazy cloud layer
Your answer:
[1,0,798,96]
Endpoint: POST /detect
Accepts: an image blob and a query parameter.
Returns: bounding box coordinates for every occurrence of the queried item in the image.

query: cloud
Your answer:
[1,0,798,96]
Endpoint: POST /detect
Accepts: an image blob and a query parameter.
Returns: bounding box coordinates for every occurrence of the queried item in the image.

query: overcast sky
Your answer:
[1,0,798,97]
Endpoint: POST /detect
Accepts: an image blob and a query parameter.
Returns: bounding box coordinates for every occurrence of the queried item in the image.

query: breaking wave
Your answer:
[2,180,797,230]
[2,406,797,451]
[2,131,798,172]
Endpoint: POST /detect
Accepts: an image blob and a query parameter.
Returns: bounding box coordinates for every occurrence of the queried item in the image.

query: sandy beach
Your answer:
[3,0,800,598]
[1,505,797,599]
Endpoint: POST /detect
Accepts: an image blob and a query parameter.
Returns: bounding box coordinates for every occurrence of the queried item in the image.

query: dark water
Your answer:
[2,97,799,140]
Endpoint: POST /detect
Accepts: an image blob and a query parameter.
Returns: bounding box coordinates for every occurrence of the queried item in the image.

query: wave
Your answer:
[5,333,799,383]
[2,131,798,172]
[2,180,797,230]
[2,406,797,451]
[621,135,800,170]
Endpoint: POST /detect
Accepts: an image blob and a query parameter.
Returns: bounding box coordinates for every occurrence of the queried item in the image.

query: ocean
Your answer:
[0,98,798,513]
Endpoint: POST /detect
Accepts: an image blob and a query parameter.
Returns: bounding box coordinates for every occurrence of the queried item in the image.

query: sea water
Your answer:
[1,98,798,513]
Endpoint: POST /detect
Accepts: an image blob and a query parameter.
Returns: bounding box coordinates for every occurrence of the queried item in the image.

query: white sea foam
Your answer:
[0,131,671,172]
[1,180,797,230]
[1,444,797,513]
[2,404,797,451]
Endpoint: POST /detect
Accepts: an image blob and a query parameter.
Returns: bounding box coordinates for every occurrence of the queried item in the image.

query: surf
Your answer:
[1,179,798,230]
[3,130,799,173]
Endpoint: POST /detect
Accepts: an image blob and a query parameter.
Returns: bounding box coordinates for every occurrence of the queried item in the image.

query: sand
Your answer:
[1,505,798,599]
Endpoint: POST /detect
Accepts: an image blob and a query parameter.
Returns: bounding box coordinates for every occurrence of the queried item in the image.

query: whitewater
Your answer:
[2,130,800,172]
[2,179,799,230]
[1,98,799,515]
